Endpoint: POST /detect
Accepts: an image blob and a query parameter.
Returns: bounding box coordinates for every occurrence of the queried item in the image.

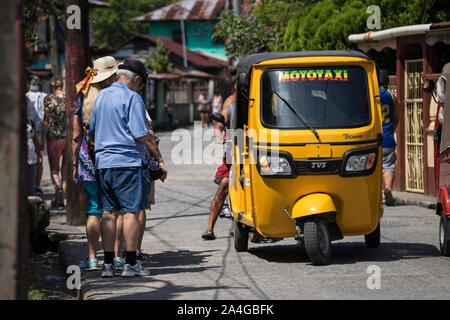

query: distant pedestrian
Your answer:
[379,69,399,206]
[163,97,174,129]
[26,75,46,194]
[212,92,223,113]
[26,84,42,196]
[198,91,210,127]
[90,58,167,278]
[42,76,66,209]
[72,56,118,270]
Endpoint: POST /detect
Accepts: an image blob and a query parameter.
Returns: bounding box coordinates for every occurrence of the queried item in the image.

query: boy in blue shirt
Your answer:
[379,69,399,206]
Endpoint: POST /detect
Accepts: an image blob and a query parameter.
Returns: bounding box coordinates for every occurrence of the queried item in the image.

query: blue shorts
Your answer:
[82,181,102,215]
[96,167,146,213]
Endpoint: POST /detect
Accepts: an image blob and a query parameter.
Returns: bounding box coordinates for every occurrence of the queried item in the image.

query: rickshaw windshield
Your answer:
[261,66,371,129]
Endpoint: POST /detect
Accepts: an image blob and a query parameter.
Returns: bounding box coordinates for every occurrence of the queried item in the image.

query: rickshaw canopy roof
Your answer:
[233,50,371,130]
[236,50,371,78]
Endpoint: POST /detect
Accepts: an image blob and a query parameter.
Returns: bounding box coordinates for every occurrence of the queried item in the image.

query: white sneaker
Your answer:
[101,263,115,278]
[121,263,150,277]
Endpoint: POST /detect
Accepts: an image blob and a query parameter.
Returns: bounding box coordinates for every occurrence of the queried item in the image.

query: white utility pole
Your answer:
[233,0,240,16]
[179,1,188,68]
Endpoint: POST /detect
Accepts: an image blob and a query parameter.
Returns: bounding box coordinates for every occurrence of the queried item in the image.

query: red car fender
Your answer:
[439,187,450,216]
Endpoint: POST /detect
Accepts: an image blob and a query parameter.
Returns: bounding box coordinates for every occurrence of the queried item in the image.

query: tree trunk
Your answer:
[49,15,60,77]
[0,0,29,299]
[64,0,89,226]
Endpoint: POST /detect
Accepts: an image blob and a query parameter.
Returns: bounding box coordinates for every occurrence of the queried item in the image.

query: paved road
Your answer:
[50,125,450,300]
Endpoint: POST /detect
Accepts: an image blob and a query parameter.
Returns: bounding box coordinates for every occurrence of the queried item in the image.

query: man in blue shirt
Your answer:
[90,59,167,277]
[379,69,399,206]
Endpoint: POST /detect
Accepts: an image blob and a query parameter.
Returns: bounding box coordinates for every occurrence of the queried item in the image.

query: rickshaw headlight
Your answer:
[258,154,293,176]
[345,152,376,172]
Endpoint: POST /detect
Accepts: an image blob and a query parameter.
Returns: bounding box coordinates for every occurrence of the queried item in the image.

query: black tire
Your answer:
[234,220,249,252]
[365,223,380,248]
[304,220,332,265]
[439,213,450,256]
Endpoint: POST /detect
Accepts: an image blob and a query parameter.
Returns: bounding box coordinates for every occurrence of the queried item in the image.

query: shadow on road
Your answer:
[247,241,441,265]
[85,277,245,300]
[79,248,236,299]
[144,249,220,268]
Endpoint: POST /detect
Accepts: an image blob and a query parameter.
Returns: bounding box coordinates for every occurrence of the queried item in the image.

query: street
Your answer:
[54,126,450,300]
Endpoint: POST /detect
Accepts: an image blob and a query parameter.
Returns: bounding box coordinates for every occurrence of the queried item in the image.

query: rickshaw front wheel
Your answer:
[304,220,332,265]
[234,220,249,252]
[364,223,381,248]
[439,213,450,256]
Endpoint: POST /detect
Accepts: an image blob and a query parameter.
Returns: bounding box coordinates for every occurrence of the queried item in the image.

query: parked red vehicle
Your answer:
[428,66,450,256]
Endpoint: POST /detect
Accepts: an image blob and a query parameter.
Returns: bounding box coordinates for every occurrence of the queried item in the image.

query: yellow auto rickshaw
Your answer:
[227,50,384,265]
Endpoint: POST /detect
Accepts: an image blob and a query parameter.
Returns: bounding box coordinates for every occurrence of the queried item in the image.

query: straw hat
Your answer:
[91,56,118,83]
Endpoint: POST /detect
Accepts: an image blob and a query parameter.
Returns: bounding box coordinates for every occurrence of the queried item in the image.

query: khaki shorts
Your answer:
[382,147,396,173]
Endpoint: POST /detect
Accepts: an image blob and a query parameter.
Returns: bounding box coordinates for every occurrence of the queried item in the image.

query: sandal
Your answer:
[202,230,216,240]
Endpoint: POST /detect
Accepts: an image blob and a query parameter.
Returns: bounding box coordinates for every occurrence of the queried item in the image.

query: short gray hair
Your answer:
[116,68,137,80]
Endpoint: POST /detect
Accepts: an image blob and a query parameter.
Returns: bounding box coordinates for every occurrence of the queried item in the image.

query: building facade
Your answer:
[131,0,227,58]
[349,22,450,196]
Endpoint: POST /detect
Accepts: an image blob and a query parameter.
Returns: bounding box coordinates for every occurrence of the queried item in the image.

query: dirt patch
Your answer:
[28,250,78,300]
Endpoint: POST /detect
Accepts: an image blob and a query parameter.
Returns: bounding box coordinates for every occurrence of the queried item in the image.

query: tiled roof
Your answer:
[114,34,228,68]
[132,0,226,22]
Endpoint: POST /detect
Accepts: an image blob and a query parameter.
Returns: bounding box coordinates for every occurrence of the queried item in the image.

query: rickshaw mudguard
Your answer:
[291,193,337,220]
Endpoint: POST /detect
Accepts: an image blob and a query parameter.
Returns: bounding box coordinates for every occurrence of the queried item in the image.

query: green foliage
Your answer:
[144,39,173,73]
[90,0,174,48]
[23,0,63,46]
[23,0,63,70]
[214,0,450,59]
[283,0,450,52]
[212,0,295,60]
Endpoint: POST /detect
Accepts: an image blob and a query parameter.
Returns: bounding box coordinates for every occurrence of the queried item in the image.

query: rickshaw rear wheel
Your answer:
[234,220,249,252]
[439,213,450,256]
[304,220,332,265]
[364,223,380,248]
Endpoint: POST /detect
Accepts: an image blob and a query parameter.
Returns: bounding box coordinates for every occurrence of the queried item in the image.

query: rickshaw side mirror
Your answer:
[423,79,435,94]
[237,73,249,87]
[209,112,226,127]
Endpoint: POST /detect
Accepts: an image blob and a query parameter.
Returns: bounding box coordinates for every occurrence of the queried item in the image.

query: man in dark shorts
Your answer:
[90,59,167,277]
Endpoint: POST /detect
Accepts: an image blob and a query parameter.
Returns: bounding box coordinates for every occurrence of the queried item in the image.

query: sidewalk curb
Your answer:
[394,198,436,210]
[391,192,436,210]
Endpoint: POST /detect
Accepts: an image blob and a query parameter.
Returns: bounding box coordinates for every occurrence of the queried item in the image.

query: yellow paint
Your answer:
[305,144,331,158]
[291,193,337,218]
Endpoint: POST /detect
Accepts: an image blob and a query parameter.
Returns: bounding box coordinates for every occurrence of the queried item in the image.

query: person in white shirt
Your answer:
[26,100,42,196]
[26,75,47,194]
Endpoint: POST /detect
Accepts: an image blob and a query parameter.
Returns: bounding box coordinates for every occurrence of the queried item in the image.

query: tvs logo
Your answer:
[311,162,327,169]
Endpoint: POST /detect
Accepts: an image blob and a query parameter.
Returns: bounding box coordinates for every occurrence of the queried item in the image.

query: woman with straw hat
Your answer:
[72,56,118,270]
